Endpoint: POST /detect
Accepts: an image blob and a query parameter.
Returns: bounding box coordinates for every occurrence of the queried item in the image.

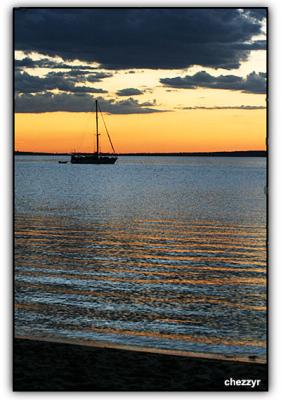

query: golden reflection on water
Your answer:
[15,214,266,358]
[17,269,265,287]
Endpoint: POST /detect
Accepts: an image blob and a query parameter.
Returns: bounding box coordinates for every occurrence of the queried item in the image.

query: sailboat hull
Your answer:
[71,154,117,164]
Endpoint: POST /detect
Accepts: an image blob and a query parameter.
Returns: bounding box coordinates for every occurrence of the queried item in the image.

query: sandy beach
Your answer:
[13,337,268,391]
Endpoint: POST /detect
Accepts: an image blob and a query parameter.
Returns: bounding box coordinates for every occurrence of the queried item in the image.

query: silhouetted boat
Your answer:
[58,161,68,164]
[71,100,118,165]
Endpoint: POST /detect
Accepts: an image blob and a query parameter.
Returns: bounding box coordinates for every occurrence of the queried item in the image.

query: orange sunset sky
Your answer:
[14,9,267,153]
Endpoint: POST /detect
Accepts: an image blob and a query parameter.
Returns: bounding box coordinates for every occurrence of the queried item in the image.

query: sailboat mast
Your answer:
[96,99,99,155]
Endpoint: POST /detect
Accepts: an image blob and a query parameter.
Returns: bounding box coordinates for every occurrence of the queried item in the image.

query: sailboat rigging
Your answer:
[71,100,118,164]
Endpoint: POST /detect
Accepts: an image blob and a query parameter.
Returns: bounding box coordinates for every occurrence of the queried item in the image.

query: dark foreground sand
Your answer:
[14,338,268,391]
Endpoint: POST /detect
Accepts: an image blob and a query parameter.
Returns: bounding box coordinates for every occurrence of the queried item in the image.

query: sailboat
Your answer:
[71,100,118,164]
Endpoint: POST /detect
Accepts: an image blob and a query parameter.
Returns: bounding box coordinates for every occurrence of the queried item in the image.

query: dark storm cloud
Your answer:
[243,8,267,20]
[116,88,144,96]
[45,70,112,82]
[160,71,266,94]
[100,98,162,114]
[15,93,165,114]
[15,57,37,68]
[15,58,113,86]
[85,72,113,82]
[15,92,92,113]
[15,8,266,70]
[15,57,98,70]
[238,40,266,50]
[15,71,107,94]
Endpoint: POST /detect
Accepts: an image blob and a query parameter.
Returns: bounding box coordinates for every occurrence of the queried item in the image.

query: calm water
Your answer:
[15,156,267,359]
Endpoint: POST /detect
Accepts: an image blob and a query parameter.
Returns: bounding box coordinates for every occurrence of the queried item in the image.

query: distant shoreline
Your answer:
[15,150,267,157]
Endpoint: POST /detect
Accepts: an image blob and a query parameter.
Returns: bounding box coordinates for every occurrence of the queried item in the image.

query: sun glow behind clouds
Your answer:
[15,50,266,153]
[15,108,266,153]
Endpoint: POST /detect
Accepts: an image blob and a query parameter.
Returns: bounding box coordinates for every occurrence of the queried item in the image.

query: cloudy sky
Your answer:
[14,8,267,153]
